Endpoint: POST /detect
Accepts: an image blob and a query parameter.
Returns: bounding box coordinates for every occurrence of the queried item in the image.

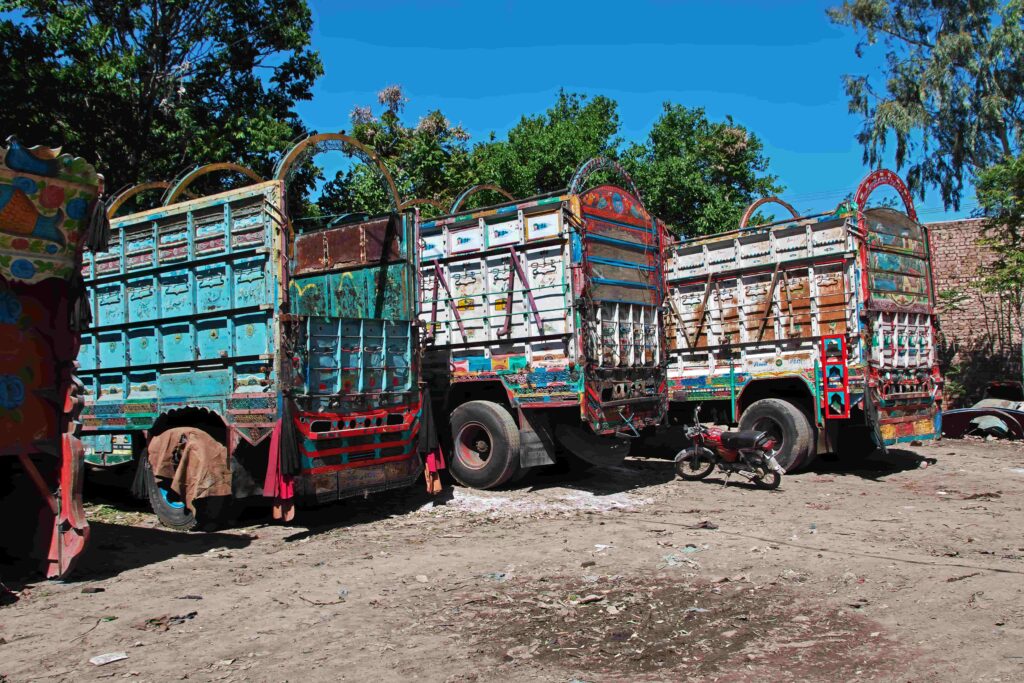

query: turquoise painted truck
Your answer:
[80,134,427,528]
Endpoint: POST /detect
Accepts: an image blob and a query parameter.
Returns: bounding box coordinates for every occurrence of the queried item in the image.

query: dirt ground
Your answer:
[2,437,1024,682]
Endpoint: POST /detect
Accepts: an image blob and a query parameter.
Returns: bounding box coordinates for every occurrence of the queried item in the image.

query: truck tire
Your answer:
[739,398,813,473]
[449,400,520,490]
[142,456,198,532]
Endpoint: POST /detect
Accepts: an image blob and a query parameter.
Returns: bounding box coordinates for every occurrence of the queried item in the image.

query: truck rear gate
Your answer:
[419,160,667,488]
[663,170,942,471]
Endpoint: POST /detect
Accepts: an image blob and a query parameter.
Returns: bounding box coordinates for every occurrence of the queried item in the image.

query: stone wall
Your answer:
[926,218,1020,405]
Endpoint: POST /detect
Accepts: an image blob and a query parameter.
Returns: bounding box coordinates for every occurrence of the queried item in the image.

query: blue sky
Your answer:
[299,0,974,222]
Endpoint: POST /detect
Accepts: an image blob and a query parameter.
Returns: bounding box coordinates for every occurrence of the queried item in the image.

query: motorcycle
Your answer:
[674,404,785,489]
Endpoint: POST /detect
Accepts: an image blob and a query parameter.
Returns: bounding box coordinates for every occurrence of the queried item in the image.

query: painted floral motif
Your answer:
[0,137,103,284]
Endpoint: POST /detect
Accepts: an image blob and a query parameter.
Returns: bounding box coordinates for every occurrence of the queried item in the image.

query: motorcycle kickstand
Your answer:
[721,470,732,488]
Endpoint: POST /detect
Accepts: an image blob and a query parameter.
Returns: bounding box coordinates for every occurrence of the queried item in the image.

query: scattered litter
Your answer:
[581,560,596,568]
[81,586,105,594]
[417,488,650,519]
[337,588,350,601]
[680,544,702,553]
[1009,468,1024,475]
[594,544,613,552]
[415,575,429,583]
[661,554,699,569]
[963,491,1001,500]
[570,594,604,605]
[482,572,510,582]
[134,612,197,632]
[89,652,127,666]
[176,595,203,600]
[693,520,719,530]
[685,606,709,613]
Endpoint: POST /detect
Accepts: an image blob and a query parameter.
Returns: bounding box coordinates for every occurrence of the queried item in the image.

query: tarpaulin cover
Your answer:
[147,427,231,511]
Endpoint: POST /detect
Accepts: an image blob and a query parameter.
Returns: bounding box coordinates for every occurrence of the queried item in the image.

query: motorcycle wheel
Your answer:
[752,470,781,490]
[674,448,716,481]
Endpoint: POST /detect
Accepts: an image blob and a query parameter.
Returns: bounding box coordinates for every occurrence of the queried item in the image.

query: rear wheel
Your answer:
[739,398,813,473]
[752,470,781,490]
[142,456,197,531]
[449,400,520,490]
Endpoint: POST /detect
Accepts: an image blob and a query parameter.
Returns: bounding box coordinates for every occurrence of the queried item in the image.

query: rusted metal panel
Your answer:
[294,215,402,276]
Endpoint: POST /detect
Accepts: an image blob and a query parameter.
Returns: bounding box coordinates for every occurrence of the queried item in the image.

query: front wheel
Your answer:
[674,447,716,481]
[449,400,521,489]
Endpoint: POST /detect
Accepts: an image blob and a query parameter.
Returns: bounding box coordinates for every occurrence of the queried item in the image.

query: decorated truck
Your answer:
[418,159,668,488]
[80,134,428,528]
[0,137,108,577]
[662,169,942,472]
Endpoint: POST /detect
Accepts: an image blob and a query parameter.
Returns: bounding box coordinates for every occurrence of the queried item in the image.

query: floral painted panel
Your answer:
[0,137,103,283]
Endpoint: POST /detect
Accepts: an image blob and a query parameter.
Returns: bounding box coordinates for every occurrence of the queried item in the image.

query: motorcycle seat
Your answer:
[720,430,769,450]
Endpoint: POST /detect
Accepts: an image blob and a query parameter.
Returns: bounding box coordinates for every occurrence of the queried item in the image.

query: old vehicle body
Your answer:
[418,160,668,488]
[942,381,1024,439]
[0,138,107,577]
[663,170,942,471]
[80,135,424,527]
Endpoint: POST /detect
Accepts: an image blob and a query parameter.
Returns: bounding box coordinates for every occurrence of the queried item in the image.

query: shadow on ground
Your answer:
[523,457,677,495]
[73,521,254,582]
[802,448,935,481]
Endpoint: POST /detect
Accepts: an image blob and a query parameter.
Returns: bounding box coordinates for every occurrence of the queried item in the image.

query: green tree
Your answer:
[470,90,621,199]
[0,0,322,199]
[622,104,782,236]
[828,0,1024,209]
[316,85,474,218]
[976,155,1024,372]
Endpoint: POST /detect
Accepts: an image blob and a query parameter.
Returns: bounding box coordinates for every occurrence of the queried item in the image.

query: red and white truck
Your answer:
[662,170,943,471]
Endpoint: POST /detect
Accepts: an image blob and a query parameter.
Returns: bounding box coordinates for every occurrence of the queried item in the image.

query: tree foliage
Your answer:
[829,0,1024,209]
[977,155,1024,307]
[0,0,322,198]
[317,85,474,218]
[322,89,781,235]
[471,90,622,200]
[623,104,781,236]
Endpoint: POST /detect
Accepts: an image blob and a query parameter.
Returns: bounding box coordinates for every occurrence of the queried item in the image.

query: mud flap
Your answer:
[861,387,887,455]
[519,409,557,468]
[45,434,89,579]
[554,423,631,467]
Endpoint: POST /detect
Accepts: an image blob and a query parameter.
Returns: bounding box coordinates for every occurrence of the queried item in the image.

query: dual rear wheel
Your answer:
[448,400,521,489]
[738,398,815,473]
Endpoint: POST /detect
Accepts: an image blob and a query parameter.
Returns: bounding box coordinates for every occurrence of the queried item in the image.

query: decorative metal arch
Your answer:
[739,196,800,228]
[397,197,446,212]
[273,133,401,213]
[106,181,172,218]
[163,163,263,206]
[853,168,918,228]
[568,157,641,202]
[449,184,515,214]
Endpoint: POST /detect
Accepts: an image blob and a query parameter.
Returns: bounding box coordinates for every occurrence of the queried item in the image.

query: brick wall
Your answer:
[926,218,1020,405]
